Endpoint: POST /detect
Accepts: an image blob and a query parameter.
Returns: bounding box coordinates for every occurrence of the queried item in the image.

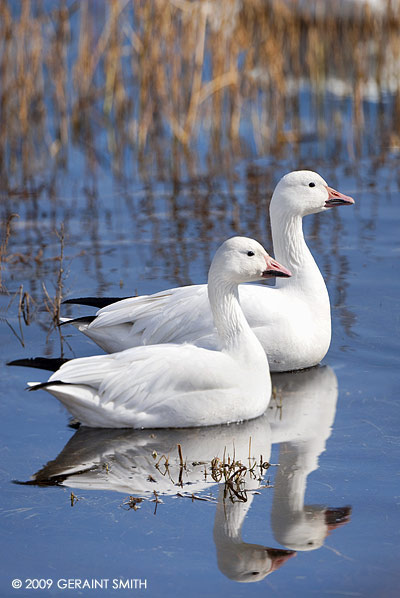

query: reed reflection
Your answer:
[2,165,358,350]
[18,365,350,582]
[3,0,397,352]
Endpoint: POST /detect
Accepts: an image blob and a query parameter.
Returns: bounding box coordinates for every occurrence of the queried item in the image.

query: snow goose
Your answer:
[28,237,291,428]
[213,485,296,582]
[18,417,295,581]
[17,414,273,493]
[269,366,351,551]
[63,171,354,371]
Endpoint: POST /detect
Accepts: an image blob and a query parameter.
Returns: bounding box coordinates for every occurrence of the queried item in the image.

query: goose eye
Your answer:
[309,182,315,187]
[247,251,255,257]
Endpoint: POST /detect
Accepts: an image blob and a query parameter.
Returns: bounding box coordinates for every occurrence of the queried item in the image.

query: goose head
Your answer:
[271,170,355,217]
[216,543,296,582]
[209,237,292,285]
[273,505,351,552]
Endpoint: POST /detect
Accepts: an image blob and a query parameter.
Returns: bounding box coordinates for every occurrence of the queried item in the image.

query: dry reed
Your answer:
[0,213,19,290]
[42,223,65,328]
[0,0,399,186]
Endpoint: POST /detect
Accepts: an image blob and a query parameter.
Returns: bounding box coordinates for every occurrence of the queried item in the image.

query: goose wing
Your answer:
[43,344,248,427]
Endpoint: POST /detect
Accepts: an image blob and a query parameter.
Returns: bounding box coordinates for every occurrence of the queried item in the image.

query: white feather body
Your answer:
[66,171,350,371]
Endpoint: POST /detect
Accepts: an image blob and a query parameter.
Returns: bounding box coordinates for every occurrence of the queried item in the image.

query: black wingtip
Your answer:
[59,315,97,327]
[7,357,70,372]
[13,478,63,487]
[68,419,81,429]
[28,380,72,391]
[62,296,129,308]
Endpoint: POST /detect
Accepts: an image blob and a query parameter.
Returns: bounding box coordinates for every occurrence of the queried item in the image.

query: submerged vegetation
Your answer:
[23,439,274,509]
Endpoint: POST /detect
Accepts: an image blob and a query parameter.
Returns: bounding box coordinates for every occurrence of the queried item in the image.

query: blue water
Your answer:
[1,3,400,593]
[1,152,399,597]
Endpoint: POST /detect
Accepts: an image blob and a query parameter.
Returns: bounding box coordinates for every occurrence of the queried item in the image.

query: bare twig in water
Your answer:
[270,385,283,419]
[0,213,19,291]
[121,495,144,511]
[177,443,186,487]
[177,443,184,467]
[42,223,65,327]
[176,492,216,503]
[18,284,35,326]
[70,492,79,506]
[152,490,161,515]
[1,284,36,347]
[3,318,25,348]
[154,453,172,479]
[120,492,163,514]
[41,223,67,354]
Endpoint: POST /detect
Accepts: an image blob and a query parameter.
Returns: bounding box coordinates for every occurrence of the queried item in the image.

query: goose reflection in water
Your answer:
[213,485,295,582]
[269,366,351,551]
[18,366,350,582]
[20,415,295,581]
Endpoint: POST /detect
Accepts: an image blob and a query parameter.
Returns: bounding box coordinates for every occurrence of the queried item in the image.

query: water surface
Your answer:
[1,3,400,596]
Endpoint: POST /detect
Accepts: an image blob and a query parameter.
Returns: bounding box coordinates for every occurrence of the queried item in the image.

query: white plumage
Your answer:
[64,170,354,371]
[30,237,291,428]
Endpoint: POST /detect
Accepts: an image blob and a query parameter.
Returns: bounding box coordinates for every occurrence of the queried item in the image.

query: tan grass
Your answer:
[0,0,399,184]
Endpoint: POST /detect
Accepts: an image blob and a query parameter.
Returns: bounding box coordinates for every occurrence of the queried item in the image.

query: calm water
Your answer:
[1,154,399,597]
[1,3,400,596]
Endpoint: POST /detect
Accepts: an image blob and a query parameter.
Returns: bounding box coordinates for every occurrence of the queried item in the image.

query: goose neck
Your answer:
[208,276,247,351]
[272,443,308,513]
[271,211,310,272]
[207,271,264,360]
[270,209,326,296]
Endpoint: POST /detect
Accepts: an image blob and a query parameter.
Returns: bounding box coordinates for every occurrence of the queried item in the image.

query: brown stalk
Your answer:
[42,223,65,329]
[0,213,19,291]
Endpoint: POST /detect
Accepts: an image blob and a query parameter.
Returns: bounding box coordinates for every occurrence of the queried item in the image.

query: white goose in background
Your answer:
[213,485,295,582]
[28,237,291,428]
[62,170,354,372]
[268,366,351,551]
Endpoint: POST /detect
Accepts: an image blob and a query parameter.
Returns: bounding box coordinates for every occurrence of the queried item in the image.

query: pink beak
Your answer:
[325,186,355,208]
[262,256,292,279]
[267,548,297,573]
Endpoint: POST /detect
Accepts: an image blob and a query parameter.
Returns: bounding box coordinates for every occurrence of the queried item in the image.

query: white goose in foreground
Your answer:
[29,237,291,428]
[63,171,354,372]
[20,419,296,581]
